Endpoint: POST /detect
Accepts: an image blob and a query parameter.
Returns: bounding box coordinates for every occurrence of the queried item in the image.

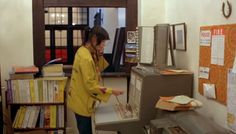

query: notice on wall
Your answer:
[200,30,211,46]
[203,83,216,99]
[199,66,210,79]
[227,70,236,131]
[211,29,225,66]
[139,27,154,64]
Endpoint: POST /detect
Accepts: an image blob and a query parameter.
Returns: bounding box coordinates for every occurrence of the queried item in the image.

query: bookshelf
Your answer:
[6,77,68,134]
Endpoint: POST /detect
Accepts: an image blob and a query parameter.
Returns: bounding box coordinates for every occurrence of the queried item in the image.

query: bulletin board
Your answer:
[199,24,236,105]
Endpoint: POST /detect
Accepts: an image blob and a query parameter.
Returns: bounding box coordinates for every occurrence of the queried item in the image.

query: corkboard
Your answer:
[199,24,236,105]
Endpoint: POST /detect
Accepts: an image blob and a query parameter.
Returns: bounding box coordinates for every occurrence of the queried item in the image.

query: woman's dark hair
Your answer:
[83,26,110,46]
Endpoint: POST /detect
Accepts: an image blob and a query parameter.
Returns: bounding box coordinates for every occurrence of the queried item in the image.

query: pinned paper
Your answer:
[199,67,210,79]
[200,30,211,46]
[211,29,225,66]
[203,83,216,99]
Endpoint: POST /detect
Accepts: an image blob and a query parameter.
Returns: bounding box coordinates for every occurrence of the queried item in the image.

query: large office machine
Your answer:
[94,24,193,134]
[149,111,231,134]
[95,67,193,134]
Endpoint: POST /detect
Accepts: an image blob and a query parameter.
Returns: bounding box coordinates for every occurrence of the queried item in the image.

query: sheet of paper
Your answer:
[200,30,211,46]
[203,83,216,99]
[139,27,154,64]
[232,56,236,73]
[227,70,236,131]
[211,29,225,66]
[199,67,210,79]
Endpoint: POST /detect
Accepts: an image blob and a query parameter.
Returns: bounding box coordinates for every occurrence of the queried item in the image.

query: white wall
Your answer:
[139,0,236,128]
[0,0,33,86]
[165,0,236,128]
[138,0,165,26]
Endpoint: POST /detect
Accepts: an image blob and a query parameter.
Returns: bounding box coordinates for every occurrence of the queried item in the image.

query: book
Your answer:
[44,106,50,128]
[6,80,12,103]
[34,80,39,102]
[31,106,40,128]
[42,72,65,77]
[17,106,26,128]
[50,106,56,128]
[42,64,63,73]
[9,73,34,79]
[29,80,36,102]
[37,79,43,102]
[12,66,39,74]
[27,106,36,128]
[22,107,32,128]
[13,107,22,128]
[42,64,64,77]
[39,106,45,128]
[58,106,64,127]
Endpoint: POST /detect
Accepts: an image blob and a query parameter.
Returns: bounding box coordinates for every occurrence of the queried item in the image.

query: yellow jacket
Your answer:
[67,46,112,117]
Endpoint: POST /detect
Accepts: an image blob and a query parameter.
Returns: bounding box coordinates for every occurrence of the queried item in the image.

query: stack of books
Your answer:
[8,77,67,103]
[125,43,138,63]
[12,105,64,129]
[42,64,64,77]
[10,66,39,79]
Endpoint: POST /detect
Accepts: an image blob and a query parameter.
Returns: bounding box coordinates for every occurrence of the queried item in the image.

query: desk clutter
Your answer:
[155,95,202,111]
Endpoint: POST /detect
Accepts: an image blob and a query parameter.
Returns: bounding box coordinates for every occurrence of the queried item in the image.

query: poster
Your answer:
[199,67,210,79]
[211,29,225,66]
[200,30,211,46]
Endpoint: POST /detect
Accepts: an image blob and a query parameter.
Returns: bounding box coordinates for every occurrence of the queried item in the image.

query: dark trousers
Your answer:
[75,113,92,134]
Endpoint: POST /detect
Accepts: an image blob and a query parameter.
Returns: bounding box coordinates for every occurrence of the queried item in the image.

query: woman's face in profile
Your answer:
[96,40,106,56]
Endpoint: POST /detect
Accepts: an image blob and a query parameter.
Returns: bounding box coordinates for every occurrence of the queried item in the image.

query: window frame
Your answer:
[32,0,137,71]
[44,7,89,64]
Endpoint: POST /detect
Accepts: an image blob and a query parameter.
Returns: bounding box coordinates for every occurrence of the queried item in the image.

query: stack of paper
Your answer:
[160,69,191,75]
[42,64,64,77]
[155,95,202,111]
[12,66,39,74]
[10,65,38,79]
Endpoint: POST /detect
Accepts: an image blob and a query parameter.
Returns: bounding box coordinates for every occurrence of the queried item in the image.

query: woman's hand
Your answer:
[112,89,124,96]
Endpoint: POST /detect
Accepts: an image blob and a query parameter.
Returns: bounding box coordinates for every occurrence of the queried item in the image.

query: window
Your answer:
[44,7,88,64]
[33,0,137,71]
[72,7,88,25]
[45,7,68,25]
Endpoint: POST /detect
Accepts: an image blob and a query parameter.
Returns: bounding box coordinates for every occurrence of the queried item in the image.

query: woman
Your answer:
[68,26,124,134]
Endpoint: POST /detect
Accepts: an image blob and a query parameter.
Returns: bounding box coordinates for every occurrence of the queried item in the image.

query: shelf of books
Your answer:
[125,43,138,64]
[6,77,68,134]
